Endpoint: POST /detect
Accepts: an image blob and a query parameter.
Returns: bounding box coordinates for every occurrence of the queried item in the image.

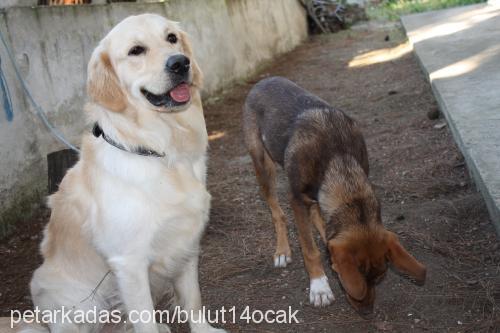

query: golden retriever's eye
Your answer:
[128,46,146,56]
[167,33,178,44]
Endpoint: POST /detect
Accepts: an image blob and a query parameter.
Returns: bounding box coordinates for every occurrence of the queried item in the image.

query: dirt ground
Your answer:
[1,23,499,332]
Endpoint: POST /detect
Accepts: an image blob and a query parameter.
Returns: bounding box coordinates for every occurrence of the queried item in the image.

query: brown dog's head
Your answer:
[328,228,426,317]
[87,14,203,114]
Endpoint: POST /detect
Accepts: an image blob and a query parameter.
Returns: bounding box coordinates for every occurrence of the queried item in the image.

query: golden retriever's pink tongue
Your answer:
[169,83,190,103]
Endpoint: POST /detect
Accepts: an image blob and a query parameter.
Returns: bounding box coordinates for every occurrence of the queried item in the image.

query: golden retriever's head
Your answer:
[328,228,426,317]
[87,14,202,113]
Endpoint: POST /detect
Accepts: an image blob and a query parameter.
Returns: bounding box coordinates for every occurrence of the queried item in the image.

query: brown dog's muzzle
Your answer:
[346,286,376,318]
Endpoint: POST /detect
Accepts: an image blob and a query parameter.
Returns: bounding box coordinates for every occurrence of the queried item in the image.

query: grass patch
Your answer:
[367,0,487,20]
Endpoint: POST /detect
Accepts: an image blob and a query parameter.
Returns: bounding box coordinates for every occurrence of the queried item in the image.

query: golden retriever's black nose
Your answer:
[166,55,190,75]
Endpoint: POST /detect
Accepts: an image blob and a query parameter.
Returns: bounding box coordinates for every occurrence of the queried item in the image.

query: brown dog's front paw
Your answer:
[309,276,335,307]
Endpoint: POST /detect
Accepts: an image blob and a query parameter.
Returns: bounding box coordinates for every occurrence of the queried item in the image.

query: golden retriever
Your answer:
[20,14,226,333]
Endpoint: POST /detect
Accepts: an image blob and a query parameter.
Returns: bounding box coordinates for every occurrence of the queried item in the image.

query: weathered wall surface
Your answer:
[0,0,307,234]
[0,0,36,8]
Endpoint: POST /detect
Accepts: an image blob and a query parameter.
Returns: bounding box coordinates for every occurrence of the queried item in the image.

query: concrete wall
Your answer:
[0,1,37,9]
[0,0,307,235]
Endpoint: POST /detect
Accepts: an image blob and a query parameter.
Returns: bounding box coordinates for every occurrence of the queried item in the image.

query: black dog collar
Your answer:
[92,123,165,158]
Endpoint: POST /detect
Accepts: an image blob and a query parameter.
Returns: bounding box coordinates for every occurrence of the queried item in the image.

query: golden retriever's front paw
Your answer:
[192,326,227,333]
[207,328,227,333]
[157,323,171,333]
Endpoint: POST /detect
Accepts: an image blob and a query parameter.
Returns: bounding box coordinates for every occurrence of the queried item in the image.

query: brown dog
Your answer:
[243,77,426,316]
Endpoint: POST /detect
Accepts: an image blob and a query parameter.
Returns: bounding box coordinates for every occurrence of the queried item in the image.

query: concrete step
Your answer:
[402,3,500,234]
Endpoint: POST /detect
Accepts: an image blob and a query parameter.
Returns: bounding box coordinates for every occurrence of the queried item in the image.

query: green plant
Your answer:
[367,0,487,20]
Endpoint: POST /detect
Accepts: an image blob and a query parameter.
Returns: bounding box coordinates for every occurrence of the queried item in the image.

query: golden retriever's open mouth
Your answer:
[141,83,191,108]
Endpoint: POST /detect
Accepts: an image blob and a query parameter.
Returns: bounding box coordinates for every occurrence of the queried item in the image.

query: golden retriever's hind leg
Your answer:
[248,144,291,268]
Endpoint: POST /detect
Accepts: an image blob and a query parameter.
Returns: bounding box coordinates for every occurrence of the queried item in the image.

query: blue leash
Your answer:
[0,29,79,152]
[0,56,13,122]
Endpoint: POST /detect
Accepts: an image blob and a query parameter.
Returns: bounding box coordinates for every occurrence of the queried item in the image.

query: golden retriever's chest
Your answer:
[92,151,210,252]
[100,154,208,212]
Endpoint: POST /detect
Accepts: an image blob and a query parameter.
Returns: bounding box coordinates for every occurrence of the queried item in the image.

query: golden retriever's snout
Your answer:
[164,55,191,104]
[140,54,192,107]
[166,54,191,75]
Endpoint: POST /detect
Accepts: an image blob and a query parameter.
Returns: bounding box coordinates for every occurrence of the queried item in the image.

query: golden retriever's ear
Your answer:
[87,47,126,112]
[179,31,203,88]
[329,241,367,301]
[385,231,426,284]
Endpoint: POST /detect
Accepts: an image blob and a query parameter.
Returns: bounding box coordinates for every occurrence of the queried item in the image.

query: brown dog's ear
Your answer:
[179,30,203,88]
[329,241,367,301]
[87,47,126,112]
[385,231,426,284]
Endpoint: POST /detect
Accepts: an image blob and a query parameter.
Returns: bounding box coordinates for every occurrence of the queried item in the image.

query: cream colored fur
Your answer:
[21,14,226,333]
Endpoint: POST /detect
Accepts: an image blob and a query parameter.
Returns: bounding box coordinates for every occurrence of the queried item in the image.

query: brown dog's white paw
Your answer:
[274,253,292,268]
[309,276,335,307]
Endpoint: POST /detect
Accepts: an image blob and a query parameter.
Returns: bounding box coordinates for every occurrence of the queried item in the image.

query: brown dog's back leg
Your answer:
[251,148,292,267]
[244,113,291,268]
